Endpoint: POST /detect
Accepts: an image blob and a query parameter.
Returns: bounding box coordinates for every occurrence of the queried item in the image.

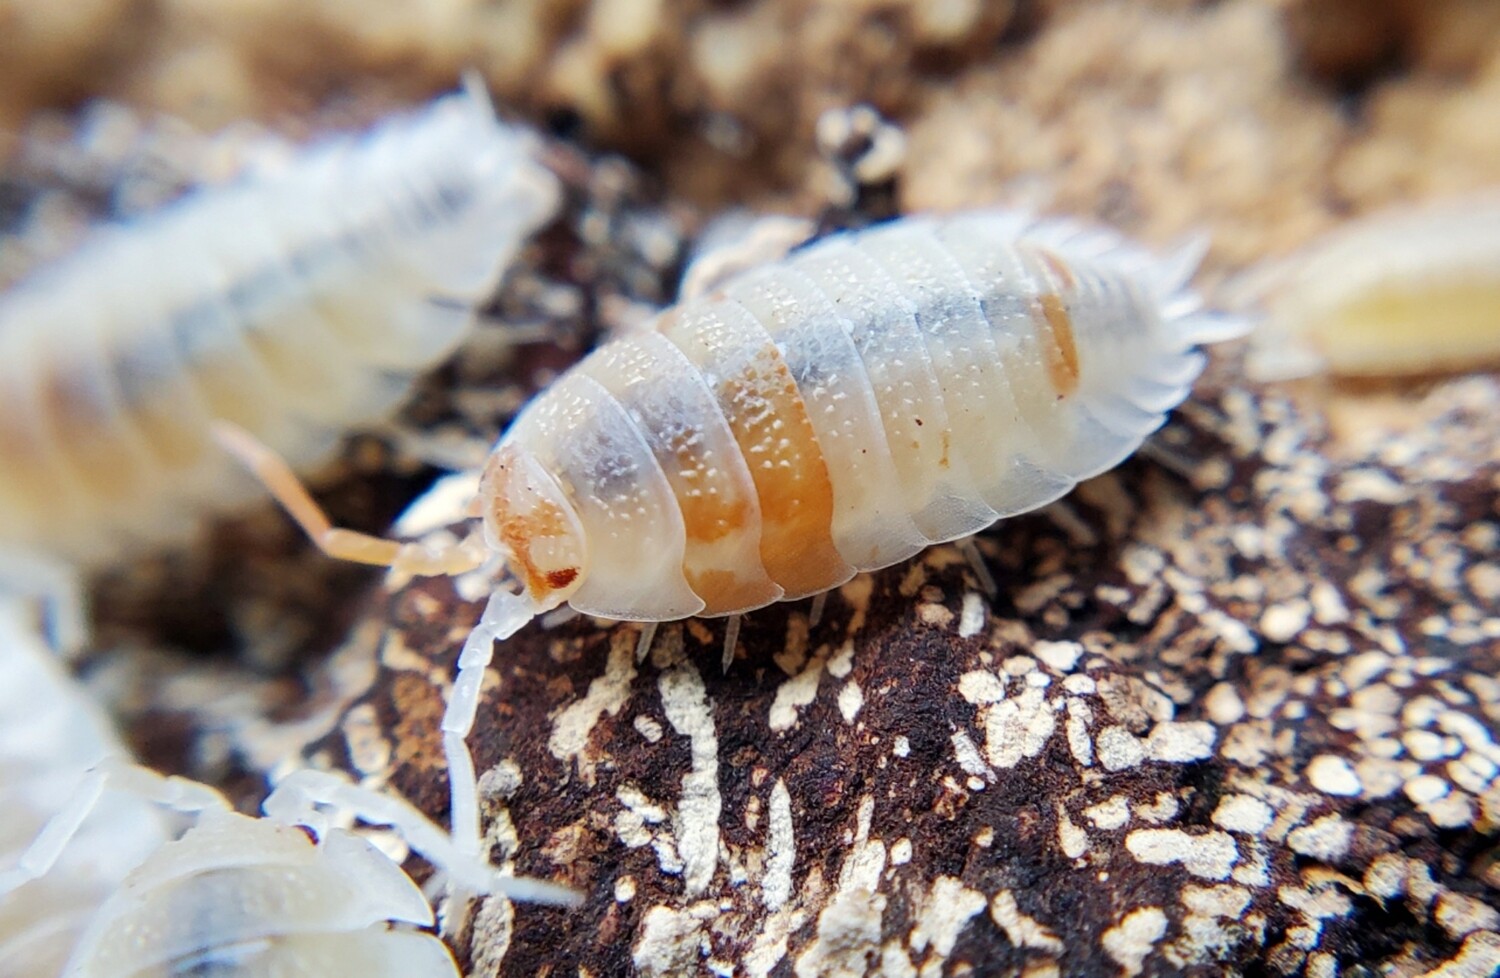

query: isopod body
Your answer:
[482,210,1240,622]
[1246,194,1500,381]
[231,209,1244,873]
[0,601,168,978]
[0,84,559,566]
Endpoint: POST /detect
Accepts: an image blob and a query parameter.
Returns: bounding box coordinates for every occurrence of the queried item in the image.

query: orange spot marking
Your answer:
[1035,293,1080,397]
[662,426,751,546]
[940,429,951,469]
[716,345,845,598]
[482,447,581,603]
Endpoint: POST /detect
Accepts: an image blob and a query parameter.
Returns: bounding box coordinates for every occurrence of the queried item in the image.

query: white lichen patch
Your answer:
[951,731,991,780]
[1084,795,1131,831]
[770,643,835,732]
[1211,795,1274,835]
[1102,906,1169,977]
[958,592,987,638]
[907,876,986,959]
[1305,755,1362,796]
[989,890,1064,954]
[1034,640,1084,674]
[762,779,795,911]
[982,687,1056,769]
[795,796,888,978]
[958,669,1006,705]
[1097,726,1148,772]
[658,653,722,896]
[1286,814,1353,861]
[632,902,720,978]
[1125,829,1238,880]
[549,629,638,784]
[1145,722,1216,763]
[837,680,865,723]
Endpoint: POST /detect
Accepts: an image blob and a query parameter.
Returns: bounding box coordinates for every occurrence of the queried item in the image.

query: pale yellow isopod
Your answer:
[1246,194,1500,381]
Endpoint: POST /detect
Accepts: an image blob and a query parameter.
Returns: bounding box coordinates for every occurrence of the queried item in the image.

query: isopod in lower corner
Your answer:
[0,78,561,644]
[0,591,577,976]
[220,206,1248,886]
[1244,193,1500,381]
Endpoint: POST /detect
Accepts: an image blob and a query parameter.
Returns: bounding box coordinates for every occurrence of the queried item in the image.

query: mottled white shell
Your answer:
[0,87,559,565]
[492,210,1242,622]
[1246,194,1500,380]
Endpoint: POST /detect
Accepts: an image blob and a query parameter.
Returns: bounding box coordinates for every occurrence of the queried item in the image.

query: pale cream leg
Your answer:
[957,537,998,598]
[212,421,486,577]
[721,615,741,674]
[634,621,658,664]
[808,591,828,629]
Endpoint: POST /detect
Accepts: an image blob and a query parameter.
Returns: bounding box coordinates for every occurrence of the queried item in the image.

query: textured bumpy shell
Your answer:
[0,89,559,565]
[1247,195,1500,380]
[494,211,1238,620]
[59,813,456,978]
[0,601,168,978]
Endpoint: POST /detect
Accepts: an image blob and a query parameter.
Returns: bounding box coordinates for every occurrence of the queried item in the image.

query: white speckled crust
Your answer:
[492,210,1239,620]
[1247,194,1500,380]
[0,87,559,566]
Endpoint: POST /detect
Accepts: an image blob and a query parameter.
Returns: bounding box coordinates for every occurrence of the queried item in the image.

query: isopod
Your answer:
[0,599,169,978]
[223,208,1246,875]
[1,593,577,976]
[0,80,559,572]
[2,757,579,978]
[1245,194,1500,381]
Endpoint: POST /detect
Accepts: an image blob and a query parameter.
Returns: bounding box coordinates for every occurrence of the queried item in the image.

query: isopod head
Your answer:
[479,443,588,610]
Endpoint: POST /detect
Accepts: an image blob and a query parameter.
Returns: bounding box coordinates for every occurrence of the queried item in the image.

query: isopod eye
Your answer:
[479,444,588,609]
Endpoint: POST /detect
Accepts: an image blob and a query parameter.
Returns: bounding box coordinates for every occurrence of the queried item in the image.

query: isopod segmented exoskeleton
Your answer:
[0,605,578,978]
[0,81,559,572]
[2,761,579,978]
[224,207,1246,883]
[0,599,169,978]
[1245,194,1500,381]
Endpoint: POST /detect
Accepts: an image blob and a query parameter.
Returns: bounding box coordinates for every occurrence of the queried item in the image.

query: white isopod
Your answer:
[0,593,576,976]
[0,80,559,575]
[1245,194,1500,381]
[0,599,170,978]
[223,208,1246,877]
[2,754,578,978]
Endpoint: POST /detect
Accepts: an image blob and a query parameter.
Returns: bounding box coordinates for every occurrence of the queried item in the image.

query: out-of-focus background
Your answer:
[6,0,1500,255]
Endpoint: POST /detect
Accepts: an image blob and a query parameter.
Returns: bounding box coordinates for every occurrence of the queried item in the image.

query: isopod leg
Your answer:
[439,589,539,898]
[212,421,487,577]
[634,621,658,664]
[0,759,225,896]
[263,767,580,907]
[808,591,828,629]
[956,537,999,598]
[722,615,741,674]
